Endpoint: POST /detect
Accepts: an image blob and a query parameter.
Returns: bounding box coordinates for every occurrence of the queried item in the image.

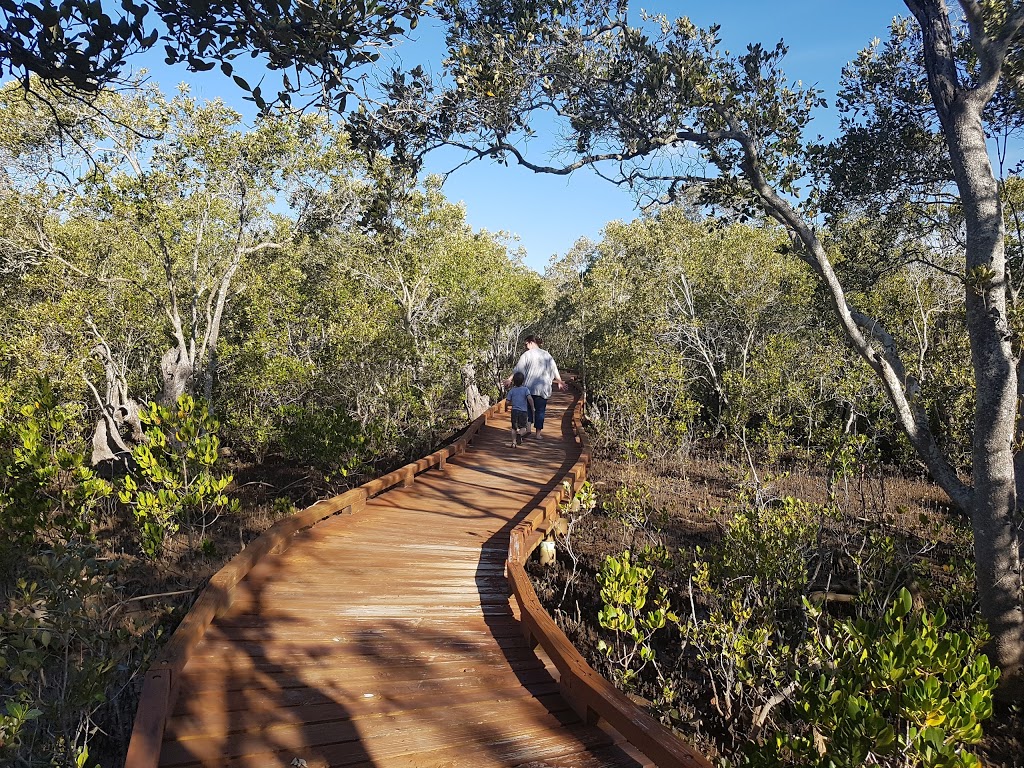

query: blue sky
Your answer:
[137,1,902,272]
[420,1,902,271]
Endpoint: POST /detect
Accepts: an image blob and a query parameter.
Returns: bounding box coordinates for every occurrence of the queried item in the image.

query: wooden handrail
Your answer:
[124,398,508,768]
[505,387,712,768]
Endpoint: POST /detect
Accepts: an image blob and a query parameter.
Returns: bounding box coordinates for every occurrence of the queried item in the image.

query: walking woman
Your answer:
[504,335,565,440]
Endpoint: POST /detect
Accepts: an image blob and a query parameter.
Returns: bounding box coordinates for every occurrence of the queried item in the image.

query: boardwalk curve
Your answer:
[126,389,710,767]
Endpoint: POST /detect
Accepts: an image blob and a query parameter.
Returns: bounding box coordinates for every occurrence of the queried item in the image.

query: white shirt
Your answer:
[513,347,561,399]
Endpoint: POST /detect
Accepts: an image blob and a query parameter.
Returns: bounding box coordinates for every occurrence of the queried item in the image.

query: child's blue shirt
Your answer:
[506,385,532,412]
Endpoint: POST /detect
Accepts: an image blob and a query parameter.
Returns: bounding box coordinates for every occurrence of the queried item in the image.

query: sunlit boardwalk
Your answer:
[155,390,650,767]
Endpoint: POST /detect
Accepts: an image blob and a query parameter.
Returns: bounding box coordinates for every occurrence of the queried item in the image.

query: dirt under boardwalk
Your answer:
[156,391,648,767]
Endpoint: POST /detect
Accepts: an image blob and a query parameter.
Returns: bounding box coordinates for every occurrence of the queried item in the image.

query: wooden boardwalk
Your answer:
[156,391,650,767]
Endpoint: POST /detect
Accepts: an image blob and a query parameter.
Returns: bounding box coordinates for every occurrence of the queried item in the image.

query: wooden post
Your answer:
[539,539,556,567]
[124,669,171,768]
[561,672,600,727]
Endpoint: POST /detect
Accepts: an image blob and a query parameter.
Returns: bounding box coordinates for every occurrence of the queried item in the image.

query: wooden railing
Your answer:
[123,398,508,768]
[505,388,713,768]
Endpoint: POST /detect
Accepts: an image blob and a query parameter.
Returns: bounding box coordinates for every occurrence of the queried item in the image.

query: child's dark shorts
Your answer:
[511,409,529,430]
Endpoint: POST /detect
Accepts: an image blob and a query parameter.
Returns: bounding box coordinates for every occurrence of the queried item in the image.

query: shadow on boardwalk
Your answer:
[156,391,642,767]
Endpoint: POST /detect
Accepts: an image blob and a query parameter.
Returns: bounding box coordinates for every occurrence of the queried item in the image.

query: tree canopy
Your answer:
[352,0,1024,690]
[1,0,425,109]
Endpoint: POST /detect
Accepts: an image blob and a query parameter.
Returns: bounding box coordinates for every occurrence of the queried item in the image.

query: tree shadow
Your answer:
[155,391,639,766]
[159,545,380,766]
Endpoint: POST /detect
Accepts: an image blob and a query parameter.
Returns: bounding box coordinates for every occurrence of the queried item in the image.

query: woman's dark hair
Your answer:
[524,334,543,346]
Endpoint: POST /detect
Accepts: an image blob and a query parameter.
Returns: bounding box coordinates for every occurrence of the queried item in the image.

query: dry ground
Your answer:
[527,452,1023,767]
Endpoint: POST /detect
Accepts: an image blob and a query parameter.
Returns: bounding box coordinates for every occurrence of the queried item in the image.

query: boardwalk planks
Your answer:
[127,389,708,767]
[139,392,636,766]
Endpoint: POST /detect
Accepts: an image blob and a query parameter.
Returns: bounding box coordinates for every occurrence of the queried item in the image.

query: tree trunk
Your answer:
[87,339,144,470]
[161,344,193,405]
[462,362,490,420]
[949,101,1024,691]
[905,0,1024,688]
[91,414,131,469]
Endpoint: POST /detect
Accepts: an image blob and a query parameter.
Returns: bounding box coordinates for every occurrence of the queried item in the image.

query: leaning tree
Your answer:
[350,0,1024,690]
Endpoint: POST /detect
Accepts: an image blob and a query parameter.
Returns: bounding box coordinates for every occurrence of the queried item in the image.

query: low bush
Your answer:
[748,589,998,768]
[0,379,110,560]
[596,545,677,689]
[118,395,239,557]
[0,548,135,767]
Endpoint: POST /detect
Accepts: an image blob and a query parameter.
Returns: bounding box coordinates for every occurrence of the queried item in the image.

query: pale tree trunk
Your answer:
[156,232,250,405]
[199,251,243,403]
[951,102,1023,692]
[160,343,193,405]
[903,0,1024,693]
[462,362,490,419]
[665,274,730,423]
[490,321,528,389]
[85,322,144,469]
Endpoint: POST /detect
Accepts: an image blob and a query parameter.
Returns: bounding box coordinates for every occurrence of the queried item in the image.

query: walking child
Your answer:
[503,335,565,440]
[505,371,534,448]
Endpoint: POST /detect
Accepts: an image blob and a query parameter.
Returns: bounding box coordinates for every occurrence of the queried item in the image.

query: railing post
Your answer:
[561,671,600,727]
[124,668,171,768]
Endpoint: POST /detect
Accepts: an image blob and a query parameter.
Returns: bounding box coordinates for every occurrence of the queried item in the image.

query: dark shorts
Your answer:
[511,409,529,430]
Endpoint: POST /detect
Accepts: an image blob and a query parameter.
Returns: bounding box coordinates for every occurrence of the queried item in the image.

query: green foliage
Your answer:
[822,431,882,505]
[274,405,365,480]
[548,200,976,478]
[561,479,597,518]
[606,483,654,533]
[3,1,425,111]
[596,545,677,688]
[119,395,239,557]
[0,381,133,764]
[694,493,825,612]
[588,335,699,462]
[684,494,830,725]
[0,698,41,757]
[215,173,544,472]
[552,210,900,466]
[0,83,544,484]
[748,589,999,768]
[0,379,111,558]
[0,547,132,767]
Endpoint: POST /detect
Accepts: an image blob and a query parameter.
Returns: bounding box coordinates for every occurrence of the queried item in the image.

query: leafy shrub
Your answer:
[604,482,659,545]
[0,379,111,557]
[0,381,133,765]
[275,404,365,479]
[119,395,239,557]
[748,589,998,768]
[0,698,41,761]
[0,547,133,767]
[586,336,699,463]
[596,545,677,688]
[684,495,829,727]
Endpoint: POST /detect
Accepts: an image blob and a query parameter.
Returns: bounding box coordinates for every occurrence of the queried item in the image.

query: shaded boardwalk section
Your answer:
[157,391,647,767]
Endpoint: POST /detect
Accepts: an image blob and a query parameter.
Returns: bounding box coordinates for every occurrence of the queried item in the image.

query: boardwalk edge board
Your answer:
[124,400,505,768]
[505,386,713,768]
